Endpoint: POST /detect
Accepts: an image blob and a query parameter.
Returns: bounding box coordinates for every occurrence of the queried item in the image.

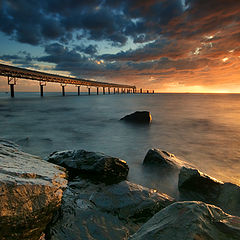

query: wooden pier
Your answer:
[0,63,154,97]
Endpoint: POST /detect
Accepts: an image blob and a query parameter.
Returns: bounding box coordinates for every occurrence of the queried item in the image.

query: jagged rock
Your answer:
[46,179,174,240]
[120,111,152,124]
[143,148,190,170]
[178,166,223,202]
[178,167,240,217]
[129,201,240,240]
[218,183,240,217]
[47,149,129,184]
[0,142,67,240]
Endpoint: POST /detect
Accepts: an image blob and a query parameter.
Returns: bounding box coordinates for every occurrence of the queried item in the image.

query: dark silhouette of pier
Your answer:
[0,63,154,97]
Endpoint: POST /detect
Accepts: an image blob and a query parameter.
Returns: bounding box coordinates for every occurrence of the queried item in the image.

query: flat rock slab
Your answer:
[46,179,174,240]
[129,201,240,240]
[120,111,152,124]
[47,149,129,184]
[0,143,67,240]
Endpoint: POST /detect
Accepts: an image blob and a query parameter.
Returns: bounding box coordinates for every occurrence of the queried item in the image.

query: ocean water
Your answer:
[1,92,240,197]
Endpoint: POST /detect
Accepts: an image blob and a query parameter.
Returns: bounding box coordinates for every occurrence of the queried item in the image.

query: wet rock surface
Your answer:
[143,148,190,170]
[179,167,240,217]
[120,111,152,124]
[178,166,223,202]
[129,201,240,240]
[47,149,129,184]
[46,179,174,240]
[0,143,67,240]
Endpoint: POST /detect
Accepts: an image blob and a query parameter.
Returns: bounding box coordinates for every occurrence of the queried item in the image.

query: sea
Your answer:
[1,92,240,197]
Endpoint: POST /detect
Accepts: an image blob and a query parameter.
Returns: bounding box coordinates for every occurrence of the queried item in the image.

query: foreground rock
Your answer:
[46,180,174,240]
[47,150,129,184]
[0,142,67,240]
[143,148,191,170]
[120,111,152,124]
[179,167,240,216]
[129,201,240,240]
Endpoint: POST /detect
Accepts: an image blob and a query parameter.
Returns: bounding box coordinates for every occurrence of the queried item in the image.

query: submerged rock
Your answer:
[46,179,174,240]
[143,148,190,170]
[47,149,129,184]
[129,201,240,240]
[120,111,152,124]
[0,142,67,240]
[178,167,240,217]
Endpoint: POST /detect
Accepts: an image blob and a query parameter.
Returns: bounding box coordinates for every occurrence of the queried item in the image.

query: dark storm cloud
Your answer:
[75,45,98,55]
[0,51,35,68]
[0,0,183,45]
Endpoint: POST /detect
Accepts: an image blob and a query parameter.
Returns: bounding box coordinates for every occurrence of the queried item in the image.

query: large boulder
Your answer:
[46,179,174,240]
[0,142,67,240]
[47,150,129,184]
[178,166,223,202]
[179,167,240,216]
[143,148,190,170]
[129,201,240,240]
[120,111,152,124]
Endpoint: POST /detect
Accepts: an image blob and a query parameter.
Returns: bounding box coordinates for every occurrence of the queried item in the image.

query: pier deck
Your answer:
[0,63,138,97]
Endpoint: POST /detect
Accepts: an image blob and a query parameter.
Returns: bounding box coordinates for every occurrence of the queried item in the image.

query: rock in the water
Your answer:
[120,111,152,123]
[47,149,129,184]
[178,167,240,217]
[46,179,174,240]
[143,148,190,170]
[178,166,223,202]
[0,142,67,240]
[129,201,240,240]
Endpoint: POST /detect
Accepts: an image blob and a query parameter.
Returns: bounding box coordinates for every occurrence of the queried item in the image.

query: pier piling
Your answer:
[10,84,14,98]
[40,85,44,97]
[97,87,99,95]
[103,87,105,95]
[88,88,91,95]
[78,86,80,96]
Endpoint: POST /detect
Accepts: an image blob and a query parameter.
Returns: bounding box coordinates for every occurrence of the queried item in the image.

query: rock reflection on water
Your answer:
[0,92,240,196]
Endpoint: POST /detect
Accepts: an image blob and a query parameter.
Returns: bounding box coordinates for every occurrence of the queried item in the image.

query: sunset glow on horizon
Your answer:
[0,0,240,93]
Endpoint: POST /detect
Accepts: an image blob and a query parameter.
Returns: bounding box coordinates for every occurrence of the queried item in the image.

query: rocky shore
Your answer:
[1,138,240,239]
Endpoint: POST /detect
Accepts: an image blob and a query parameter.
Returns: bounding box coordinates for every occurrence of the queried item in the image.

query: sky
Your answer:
[0,0,240,93]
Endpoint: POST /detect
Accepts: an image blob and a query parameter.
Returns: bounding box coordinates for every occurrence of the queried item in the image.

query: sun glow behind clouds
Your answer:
[222,57,229,62]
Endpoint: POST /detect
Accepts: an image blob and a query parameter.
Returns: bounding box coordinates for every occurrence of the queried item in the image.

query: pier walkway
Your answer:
[0,63,151,97]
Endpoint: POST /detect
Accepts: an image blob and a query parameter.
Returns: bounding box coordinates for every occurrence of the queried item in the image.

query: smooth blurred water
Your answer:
[1,92,240,196]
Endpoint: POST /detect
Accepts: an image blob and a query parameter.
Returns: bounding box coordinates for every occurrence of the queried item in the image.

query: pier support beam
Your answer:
[97,87,99,95]
[108,87,110,94]
[140,88,142,94]
[10,84,14,98]
[61,84,66,96]
[40,85,43,97]
[78,86,80,96]
[103,87,105,95]
[114,88,115,94]
[39,81,46,97]
[8,76,16,98]
[118,88,119,94]
[88,87,91,95]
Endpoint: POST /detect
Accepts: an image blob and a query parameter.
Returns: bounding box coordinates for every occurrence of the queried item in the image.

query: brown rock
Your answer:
[0,142,67,240]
